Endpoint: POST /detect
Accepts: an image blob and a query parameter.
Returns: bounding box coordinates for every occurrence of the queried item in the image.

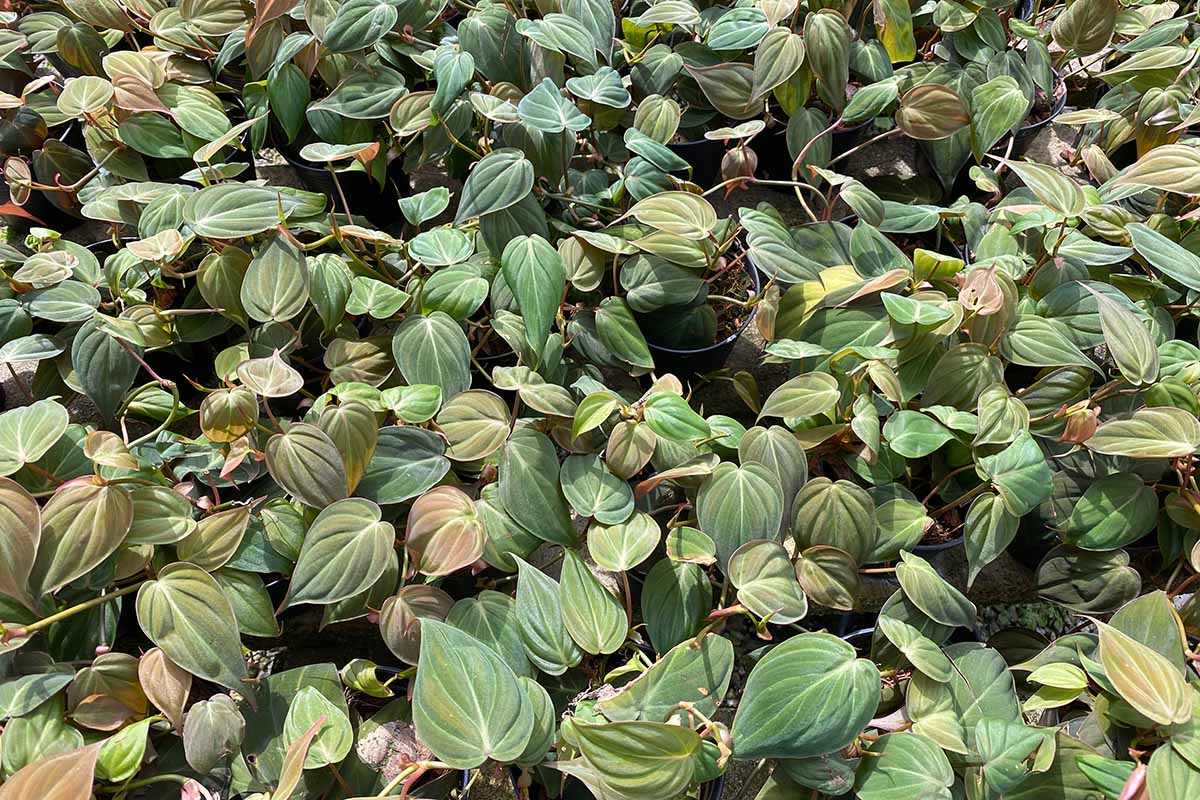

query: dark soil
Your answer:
[707,252,755,340]
[1025,79,1067,127]
[920,508,962,547]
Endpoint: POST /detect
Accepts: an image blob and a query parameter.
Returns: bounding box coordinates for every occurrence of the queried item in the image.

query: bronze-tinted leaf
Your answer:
[895,84,969,140]
[28,482,133,597]
[406,486,485,577]
[265,423,349,509]
[137,647,191,732]
[0,477,40,609]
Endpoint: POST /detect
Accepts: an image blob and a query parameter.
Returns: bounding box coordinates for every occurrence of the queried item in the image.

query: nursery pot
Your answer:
[947,73,1067,200]
[642,257,761,377]
[912,532,965,557]
[271,130,410,227]
[756,118,872,184]
[1007,73,1069,160]
[667,136,724,189]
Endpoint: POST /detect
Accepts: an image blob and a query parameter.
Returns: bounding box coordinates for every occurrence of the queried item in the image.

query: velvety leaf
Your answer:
[265,423,349,509]
[136,563,248,693]
[513,557,583,675]
[696,462,784,566]
[286,498,394,607]
[559,549,626,655]
[728,539,808,623]
[1096,619,1191,725]
[28,482,132,597]
[896,551,976,627]
[599,633,732,722]
[1086,407,1200,458]
[413,620,532,768]
[405,486,485,577]
[732,633,880,759]
[853,733,953,800]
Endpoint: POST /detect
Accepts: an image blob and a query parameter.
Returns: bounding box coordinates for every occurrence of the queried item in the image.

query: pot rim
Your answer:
[645,251,762,357]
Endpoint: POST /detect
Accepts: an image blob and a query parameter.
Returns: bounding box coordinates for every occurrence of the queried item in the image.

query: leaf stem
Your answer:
[1,581,144,644]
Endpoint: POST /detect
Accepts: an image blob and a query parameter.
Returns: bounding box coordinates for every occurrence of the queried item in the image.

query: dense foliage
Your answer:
[1,0,1200,798]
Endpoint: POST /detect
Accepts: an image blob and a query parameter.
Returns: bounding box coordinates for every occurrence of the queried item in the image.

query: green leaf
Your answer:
[282,687,352,768]
[391,312,471,400]
[1096,619,1192,725]
[176,506,250,572]
[285,498,393,607]
[639,559,711,654]
[963,493,1018,587]
[513,557,583,675]
[596,297,654,371]
[1050,0,1117,56]
[573,720,701,800]
[1003,160,1087,216]
[883,410,955,458]
[435,389,508,461]
[0,673,73,720]
[1147,745,1200,800]
[559,549,626,655]
[1086,407,1200,458]
[447,590,533,679]
[501,235,566,355]
[752,27,805,97]
[28,483,131,597]
[628,192,717,240]
[1127,223,1200,292]
[792,478,877,565]
[976,432,1053,516]
[357,426,450,505]
[732,633,880,759]
[759,372,840,420]
[588,511,658,571]
[874,0,915,62]
[96,718,151,783]
[500,427,576,546]
[406,486,486,577]
[184,182,322,238]
[413,620,532,768]
[853,733,953,800]
[1114,144,1200,195]
[697,462,784,566]
[970,76,1027,160]
[727,540,808,623]
[1089,287,1158,385]
[240,232,308,323]
[72,319,139,422]
[896,551,976,627]
[0,400,69,477]
[519,77,591,133]
[598,633,732,722]
[265,423,349,509]
[876,615,951,682]
[1060,473,1157,551]
[643,392,710,441]
[136,563,248,693]
[455,148,534,223]
[1001,316,1100,373]
[322,0,397,51]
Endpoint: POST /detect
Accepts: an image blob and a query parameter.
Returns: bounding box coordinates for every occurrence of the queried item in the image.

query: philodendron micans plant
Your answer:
[3,1,1200,799]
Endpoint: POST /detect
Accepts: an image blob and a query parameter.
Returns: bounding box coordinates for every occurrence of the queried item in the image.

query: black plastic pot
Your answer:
[643,258,761,377]
[1017,0,1035,21]
[755,118,871,184]
[667,137,724,189]
[912,535,965,557]
[1008,75,1069,160]
[948,73,1067,200]
[272,132,410,227]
